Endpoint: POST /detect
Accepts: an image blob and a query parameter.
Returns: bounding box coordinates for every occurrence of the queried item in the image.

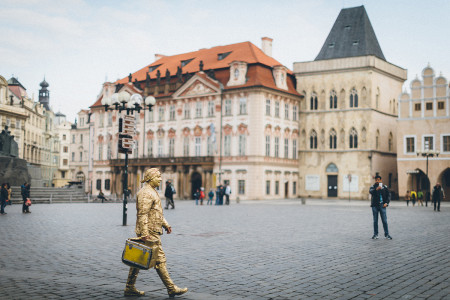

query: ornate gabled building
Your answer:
[397,65,450,199]
[89,39,303,200]
[294,6,407,199]
[69,110,91,192]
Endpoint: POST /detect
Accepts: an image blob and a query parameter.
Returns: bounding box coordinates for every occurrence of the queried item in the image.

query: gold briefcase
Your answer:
[122,238,158,270]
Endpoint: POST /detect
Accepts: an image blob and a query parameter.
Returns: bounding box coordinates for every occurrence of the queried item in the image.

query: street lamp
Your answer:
[101,92,156,226]
[417,141,439,201]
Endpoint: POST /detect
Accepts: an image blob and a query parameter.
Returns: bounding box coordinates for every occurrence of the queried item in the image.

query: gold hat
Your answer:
[141,168,160,183]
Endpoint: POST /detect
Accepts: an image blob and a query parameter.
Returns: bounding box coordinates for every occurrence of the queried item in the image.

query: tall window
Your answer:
[275,181,279,195]
[239,98,247,114]
[285,103,289,119]
[424,136,434,151]
[158,106,165,121]
[293,181,297,195]
[238,180,245,194]
[208,101,215,117]
[183,137,189,156]
[388,133,393,152]
[275,101,280,117]
[133,141,139,158]
[80,152,83,162]
[310,130,317,149]
[349,128,358,148]
[158,139,163,157]
[195,137,201,156]
[293,105,298,121]
[239,135,246,156]
[266,99,271,116]
[224,135,231,156]
[72,152,75,162]
[184,103,190,119]
[105,179,110,191]
[284,138,289,158]
[98,145,103,160]
[99,114,104,127]
[96,179,101,190]
[196,102,202,118]
[329,129,337,149]
[207,136,213,156]
[169,105,176,121]
[107,112,112,126]
[266,180,270,195]
[292,139,297,159]
[350,88,358,108]
[147,110,154,122]
[274,137,279,158]
[442,135,450,152]
[169,138,175,156]
[310,93,318,110]
[406,137,415,153]
[225,99,232,116]
[63,146,68,153]
[80,134,83,143]
[107,144,112,159]
[265,136,270,156]
[330,90,337,109]
[147,140,153,157]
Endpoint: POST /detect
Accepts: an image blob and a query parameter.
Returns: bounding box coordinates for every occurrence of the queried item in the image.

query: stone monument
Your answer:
[0,126,31,186]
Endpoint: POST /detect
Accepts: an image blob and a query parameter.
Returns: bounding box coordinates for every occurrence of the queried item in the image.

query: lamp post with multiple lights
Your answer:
[417,141,439,200]
[101,91,156,226]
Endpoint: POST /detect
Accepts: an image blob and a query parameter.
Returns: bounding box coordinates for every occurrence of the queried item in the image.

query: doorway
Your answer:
[327,175,338,197]
[284,181,289,198]
[191,172,202,198]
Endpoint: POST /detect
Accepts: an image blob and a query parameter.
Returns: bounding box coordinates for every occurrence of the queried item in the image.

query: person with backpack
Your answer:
[369,175,392,240]
[410,190,417,207]
[164,180,175,209]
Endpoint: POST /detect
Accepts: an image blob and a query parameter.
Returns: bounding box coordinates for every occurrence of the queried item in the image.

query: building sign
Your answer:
[118,116,135,154]
[406,170,419,174]
[343,174,358,192]
[305,175,320,191]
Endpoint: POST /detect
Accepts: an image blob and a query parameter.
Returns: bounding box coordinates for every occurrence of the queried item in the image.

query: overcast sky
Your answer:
[1,0,449,122]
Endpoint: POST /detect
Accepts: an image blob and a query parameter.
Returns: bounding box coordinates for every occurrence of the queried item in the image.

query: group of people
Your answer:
[0,182,31,215]
[193,183,231,205]
[405,182,445,211]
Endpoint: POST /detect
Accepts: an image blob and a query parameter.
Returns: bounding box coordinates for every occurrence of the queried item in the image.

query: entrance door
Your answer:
[285,182,289,198]
[191,172,202,198]
[327,175,338,197]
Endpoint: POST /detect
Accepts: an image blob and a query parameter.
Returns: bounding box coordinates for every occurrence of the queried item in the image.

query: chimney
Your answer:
[261,37,273,57]
[155,54,166,61]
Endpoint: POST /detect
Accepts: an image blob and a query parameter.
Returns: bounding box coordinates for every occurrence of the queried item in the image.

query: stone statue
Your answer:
[156,70,161,86]
[0,126,18,157]
[176,66,182,82]
[199,60,204,71]
[0,126,30,186]
[128,73,132,82]
[146,73,151,87]
[124,168,188,297]
[165,69,171,83]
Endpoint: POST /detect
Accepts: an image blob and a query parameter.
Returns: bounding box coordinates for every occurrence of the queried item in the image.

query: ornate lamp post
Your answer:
[417,141,439,199]
[101,92,156,226]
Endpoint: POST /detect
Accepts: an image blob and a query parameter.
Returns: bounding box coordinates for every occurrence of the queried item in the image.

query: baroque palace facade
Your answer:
[293,6,407,200]
[88,39,303,200]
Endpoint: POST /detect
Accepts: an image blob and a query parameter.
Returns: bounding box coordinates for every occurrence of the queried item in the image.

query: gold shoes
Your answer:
[124,267,145,296]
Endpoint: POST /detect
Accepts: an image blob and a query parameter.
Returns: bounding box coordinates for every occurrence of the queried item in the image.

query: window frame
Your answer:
[422,134,435,151]
[441,134,450,153]
[404,135,416,154]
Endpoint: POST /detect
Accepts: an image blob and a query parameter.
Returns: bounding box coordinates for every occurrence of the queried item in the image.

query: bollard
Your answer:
[301,198,306,205]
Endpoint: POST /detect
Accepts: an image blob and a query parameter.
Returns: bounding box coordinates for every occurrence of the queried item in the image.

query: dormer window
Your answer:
[352,40,359,46]
[328,43,335,48]
[272,66,288,90]
[148,64,161,72]
[218,52,231,60]
[181,58,194,67]
[345,25,351,30]
[234,69,240,79]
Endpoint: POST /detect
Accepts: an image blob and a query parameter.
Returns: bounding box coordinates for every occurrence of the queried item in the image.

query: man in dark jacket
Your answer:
[432,182,445,212]
[21,182,31,213]
[164,180,175,209]
[1,183,8,215]
[369,175,392,240]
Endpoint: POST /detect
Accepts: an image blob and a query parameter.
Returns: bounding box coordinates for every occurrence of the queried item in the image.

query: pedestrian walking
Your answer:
[123,168,188,297]
[417,190,424,206]
[224,183,231,205]
[0,183,8,215]
[219,185,225,205]
[412,190,417,206]
[199,187,205,205]
[193,189,200,205]
[405,190,410,206]
[432,182,445,212]
[425,190,430,207]
[98,190,107,203]
[164,180,175,209]
[6,183,12,206]
[207,189,214,205]
[21,182,31,213]
[369,175,392,240]
[215,185,221,205]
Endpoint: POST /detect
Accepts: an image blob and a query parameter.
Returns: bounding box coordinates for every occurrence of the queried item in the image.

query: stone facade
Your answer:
[397,65,450,199]
[68,110,90,193]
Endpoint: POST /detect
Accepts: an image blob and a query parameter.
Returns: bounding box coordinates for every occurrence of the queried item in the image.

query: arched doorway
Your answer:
[326,163,338,197]
[191,172,202,198]
[438,168,450,201]
[407,169,428,193]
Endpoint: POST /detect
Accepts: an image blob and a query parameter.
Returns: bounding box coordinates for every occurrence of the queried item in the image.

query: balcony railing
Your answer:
[109,155,214,167]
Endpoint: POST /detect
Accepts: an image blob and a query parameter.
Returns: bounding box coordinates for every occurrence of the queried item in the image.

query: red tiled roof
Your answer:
[8,86,27,99]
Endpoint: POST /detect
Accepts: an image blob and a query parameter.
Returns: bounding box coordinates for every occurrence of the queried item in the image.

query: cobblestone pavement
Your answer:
[0,199,449,300]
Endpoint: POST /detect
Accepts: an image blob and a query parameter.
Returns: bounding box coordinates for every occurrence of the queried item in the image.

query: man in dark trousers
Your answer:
[369,175,392,240]
[432,182,445,212]
[21,182,31,213]
[164,180,175,209]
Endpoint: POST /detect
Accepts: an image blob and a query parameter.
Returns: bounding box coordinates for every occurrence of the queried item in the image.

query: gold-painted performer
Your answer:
[124,168,188,297]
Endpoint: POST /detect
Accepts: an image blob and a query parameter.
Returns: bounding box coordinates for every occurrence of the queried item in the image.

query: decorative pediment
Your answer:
[172,73,220,99]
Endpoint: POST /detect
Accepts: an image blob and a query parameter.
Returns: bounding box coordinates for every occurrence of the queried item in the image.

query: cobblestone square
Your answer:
[0,200,449,299]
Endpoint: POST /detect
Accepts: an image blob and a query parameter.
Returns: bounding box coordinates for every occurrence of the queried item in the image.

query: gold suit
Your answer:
[124,168,188,298]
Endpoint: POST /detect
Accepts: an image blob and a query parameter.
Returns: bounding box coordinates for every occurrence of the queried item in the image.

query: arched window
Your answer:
[329,129,337,149]
[376,130,380,150]
[349,128,358,149]
[388,132,393,152]
[330,90,337,109]
[310,130,317,149]
[350,88,358,108]
[310,92,318,110]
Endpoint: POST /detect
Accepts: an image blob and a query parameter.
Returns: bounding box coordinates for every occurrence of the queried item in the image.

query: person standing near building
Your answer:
[6,183,12,206]
[405,190,410,206]
[224,183,231,205]
[124,168,188,297]
[369,175,392,240]
[425,190,431,207]
[432,182,445,212]
[164,180,175,209]
[417,190,424,206]
[21,182,31,213]
[207,189,214,205]
[0,183,8,215]
[410,190,417,207]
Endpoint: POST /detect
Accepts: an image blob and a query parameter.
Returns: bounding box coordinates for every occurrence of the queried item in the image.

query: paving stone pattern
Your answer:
[0,200,449,300]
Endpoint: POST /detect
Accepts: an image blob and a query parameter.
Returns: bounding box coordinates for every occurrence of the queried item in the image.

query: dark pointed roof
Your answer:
[315,6,385,61]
